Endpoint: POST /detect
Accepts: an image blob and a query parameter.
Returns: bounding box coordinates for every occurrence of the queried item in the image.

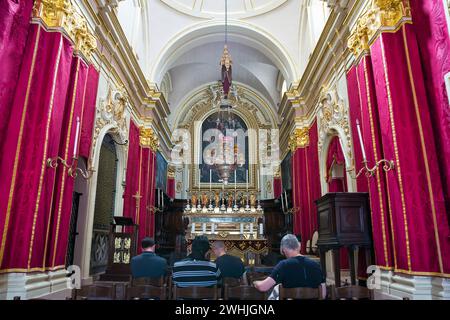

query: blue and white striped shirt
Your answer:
[172,259,221,288]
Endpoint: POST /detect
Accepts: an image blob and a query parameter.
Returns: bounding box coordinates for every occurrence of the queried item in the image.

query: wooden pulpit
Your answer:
[99,216,138,282]
[315,193,373,287]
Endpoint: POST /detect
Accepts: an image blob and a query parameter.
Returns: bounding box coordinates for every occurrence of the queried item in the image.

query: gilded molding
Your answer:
[139,127,159,152]
[274,166,281,178]
[317,88,352,161]
[167,165,176,179]
[92,86,129,162]
[289,128,310,152]
[348,0,412,61]
[33,0,97,60]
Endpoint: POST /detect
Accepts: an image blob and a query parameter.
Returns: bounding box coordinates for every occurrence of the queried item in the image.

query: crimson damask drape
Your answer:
[291,122,321,254]
[0,9,99,272]
[347,0,450,276]
[123,122,157,253]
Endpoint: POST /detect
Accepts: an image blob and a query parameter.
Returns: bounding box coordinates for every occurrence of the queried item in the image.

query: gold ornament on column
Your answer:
[139,127,159,152]
[33,0,97,61]
[348,0,412,61]
[289,128,310,152]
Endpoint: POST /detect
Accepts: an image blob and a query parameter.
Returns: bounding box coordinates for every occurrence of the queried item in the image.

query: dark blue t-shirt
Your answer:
[131,252,168,279]
[215,254,245,279]
[269,255,325,288]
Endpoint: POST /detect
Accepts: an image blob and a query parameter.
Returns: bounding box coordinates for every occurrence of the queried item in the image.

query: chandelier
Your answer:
[212,0,241,185]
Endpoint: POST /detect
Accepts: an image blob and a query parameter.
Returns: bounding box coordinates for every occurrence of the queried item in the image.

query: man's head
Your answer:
[191,235,211,260]
[141,237,156,252]
[280,234,301,258]
[212,241,226,257]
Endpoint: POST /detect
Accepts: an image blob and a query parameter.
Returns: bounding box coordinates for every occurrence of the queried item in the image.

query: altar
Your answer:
[183,205,268,264]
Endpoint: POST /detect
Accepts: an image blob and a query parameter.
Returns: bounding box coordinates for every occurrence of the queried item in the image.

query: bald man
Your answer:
[212,241,245,279]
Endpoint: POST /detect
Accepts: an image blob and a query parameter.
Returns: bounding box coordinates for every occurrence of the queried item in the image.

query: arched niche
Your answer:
[317,89,356,196]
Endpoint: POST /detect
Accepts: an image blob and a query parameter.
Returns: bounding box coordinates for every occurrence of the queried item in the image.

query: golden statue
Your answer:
[191,193,198,207]
[250,192,257,208]
[227,193,234,207]
[201,192,208,207]
[214,191,220,206]
[240,194,247,206]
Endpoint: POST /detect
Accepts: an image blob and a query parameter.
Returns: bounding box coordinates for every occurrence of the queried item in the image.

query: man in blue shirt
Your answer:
[131,237,167,279]
[254,234,326,297]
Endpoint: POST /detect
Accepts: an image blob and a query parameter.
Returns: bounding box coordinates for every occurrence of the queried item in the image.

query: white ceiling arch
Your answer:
[149,20,299,86]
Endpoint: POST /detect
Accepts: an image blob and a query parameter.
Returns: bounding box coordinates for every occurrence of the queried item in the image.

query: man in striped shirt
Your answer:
[172,235,221,287]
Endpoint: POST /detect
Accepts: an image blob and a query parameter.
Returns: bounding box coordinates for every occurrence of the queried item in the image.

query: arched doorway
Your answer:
[67,158,89,269]
[89,134,118,275]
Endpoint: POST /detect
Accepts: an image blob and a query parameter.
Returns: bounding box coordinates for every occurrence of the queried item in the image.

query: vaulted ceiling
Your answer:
[116,0,331,117]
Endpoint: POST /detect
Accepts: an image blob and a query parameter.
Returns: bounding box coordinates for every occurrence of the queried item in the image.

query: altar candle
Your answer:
[209,169,212,192]
[284,191,288,209]
[250,223,254,234]
[191,223,196,233]
[211,223,215,233]
[234,170,237,191]
[246,169,248,192]
[202,223,206,234]
[187,167,190,192]
[257,169,260,190]
[259,223,264,235]
[240,223,244,234]
[356,119,367,161]
[72,117,80,158]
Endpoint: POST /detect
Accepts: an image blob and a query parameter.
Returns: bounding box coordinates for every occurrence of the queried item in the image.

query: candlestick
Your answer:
[72,117,80,158]
[356,119,367,162]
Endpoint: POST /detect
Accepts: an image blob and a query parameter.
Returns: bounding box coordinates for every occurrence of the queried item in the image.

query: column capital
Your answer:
[289,127,310,152]
[32,0,97,61]
[348,0,412,61]
[139,126,159,152]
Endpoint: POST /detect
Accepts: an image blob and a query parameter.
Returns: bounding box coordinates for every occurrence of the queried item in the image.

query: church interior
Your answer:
[0,0,449,301]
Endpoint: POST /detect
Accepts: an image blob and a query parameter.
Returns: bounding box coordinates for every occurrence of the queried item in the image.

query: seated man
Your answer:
[254,234,326,297]
[131,237,168,279]
[212,241,245,279]
[172,235,221,287]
